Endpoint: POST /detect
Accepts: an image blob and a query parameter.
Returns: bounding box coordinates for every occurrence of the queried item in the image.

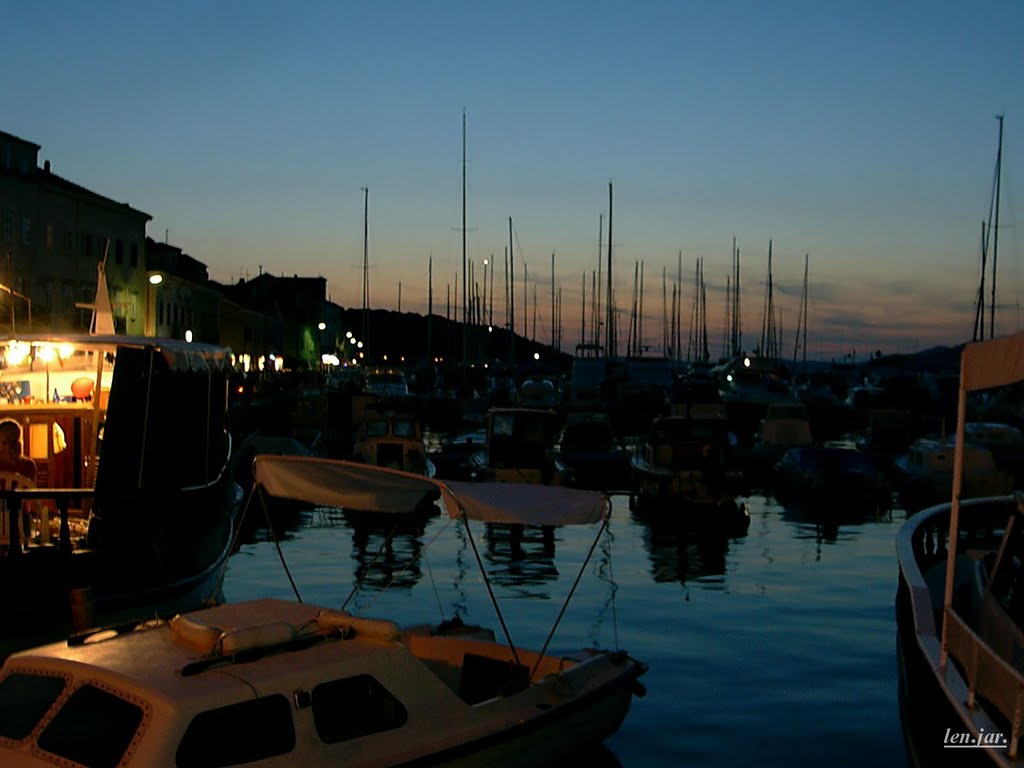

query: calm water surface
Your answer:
[223,491,910,767]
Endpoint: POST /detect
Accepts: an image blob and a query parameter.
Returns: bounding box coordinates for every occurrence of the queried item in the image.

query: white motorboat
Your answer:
[0,458,646,767]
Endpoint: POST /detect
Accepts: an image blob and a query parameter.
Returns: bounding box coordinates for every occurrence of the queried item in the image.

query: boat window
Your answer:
[493,414,515,437]
[0,672,65,740]
[312,674,407,744]
[364,421,388,437]
[36,683,143,768]
[393,420,416,438]
[176,694,294,767]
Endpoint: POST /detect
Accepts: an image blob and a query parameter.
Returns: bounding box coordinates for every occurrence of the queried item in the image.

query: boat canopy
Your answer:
[3,334,233,373]
[252,455,609,526]
[960,331,1024,392]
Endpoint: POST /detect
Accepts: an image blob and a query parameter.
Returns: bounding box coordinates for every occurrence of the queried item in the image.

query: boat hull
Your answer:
[895,499,1022,768]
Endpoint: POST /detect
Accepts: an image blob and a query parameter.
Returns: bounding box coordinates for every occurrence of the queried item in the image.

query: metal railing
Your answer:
[944,604,1024,758]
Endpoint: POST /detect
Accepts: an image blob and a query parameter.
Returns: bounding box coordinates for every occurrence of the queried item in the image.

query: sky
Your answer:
[6,1,1023,361]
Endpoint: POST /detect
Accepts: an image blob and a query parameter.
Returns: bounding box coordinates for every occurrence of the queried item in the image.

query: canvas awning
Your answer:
[4,334,233,372]
[960,331,1024,392]
[251,455,609,526]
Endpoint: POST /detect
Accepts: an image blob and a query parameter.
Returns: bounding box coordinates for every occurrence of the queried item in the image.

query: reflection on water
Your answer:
[223,489,910,767]
[481,523,560,597]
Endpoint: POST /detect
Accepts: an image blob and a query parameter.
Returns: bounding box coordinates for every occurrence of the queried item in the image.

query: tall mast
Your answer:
[761,239,776,358]
[508,218,515,363]
[427,255,433,363]
[638,260,645,357]
[700,259,709,362]
[792,253,809,373]
[595,214,603,349]
[523,260,529,339]
[973,220,988,341]
[662,266,668,357]
[551,251,556,348]
[580,271,587,349]
[628,260,639,356]
[461,110,468,368]
[361,186,369,355]
[606,182,615,357]
[989,114,1004,339]
[557,287,562,351]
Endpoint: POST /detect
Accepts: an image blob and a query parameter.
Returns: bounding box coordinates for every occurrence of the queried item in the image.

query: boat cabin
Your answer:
[0,334,238,656]
[480,408,565,484]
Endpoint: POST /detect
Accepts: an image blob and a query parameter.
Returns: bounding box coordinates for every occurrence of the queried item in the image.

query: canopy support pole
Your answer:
[460,511,521,667]
[530,517,610,682]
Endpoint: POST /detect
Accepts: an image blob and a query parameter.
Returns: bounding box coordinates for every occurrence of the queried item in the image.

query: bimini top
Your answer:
[959,330,1024,392]
[2,333,233,373]
[252,455,609,526]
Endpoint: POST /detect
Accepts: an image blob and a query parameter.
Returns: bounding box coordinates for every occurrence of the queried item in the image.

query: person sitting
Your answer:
[0,419,36,550]
[0,419,37,482]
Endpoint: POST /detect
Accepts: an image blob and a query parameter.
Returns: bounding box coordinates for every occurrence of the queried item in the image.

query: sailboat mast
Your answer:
[595,214,603,349]
[662,266,668,357]
[973,220,988,341]
[606,182,615,357]
[551,251,556,348]
[461,110,468,368]
[508,219,515,363]
[700,259,709,362]
[793,253,809,372]
[989,114,1004,340]
[427,255,433,363]
[629,260,639,357]
[361,186,369,355]
[581,272,587,349]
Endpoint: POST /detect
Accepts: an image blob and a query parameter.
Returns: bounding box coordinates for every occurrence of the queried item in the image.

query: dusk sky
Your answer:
[7,1,1022,360]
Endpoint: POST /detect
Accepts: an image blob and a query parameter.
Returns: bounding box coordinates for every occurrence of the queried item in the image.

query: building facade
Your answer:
[0,130,151,335]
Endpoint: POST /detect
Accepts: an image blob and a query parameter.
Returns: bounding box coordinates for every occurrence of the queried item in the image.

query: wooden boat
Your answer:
[554,412,632,492]
[896,330,1024,767]
[737,402,814,489]
[351,410,434,477]
[630,411,748,531]
[0,334,241,660]
[0,458,646,768]
[429,428,487,481]
[470,407,569,485]
[893,436,1013,512]
[773,442,891,511]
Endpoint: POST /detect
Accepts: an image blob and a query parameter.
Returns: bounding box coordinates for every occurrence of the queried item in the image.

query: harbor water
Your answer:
[223,490,910,767]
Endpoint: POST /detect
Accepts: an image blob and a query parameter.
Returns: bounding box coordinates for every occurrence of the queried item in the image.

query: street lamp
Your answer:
[145,273,163,337]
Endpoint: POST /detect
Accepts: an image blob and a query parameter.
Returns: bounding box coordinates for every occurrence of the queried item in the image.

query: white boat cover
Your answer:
[4,334,233,372]
[252,455,609,526]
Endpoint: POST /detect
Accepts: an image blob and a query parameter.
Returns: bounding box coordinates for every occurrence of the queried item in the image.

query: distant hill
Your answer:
[871,344,964,373]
